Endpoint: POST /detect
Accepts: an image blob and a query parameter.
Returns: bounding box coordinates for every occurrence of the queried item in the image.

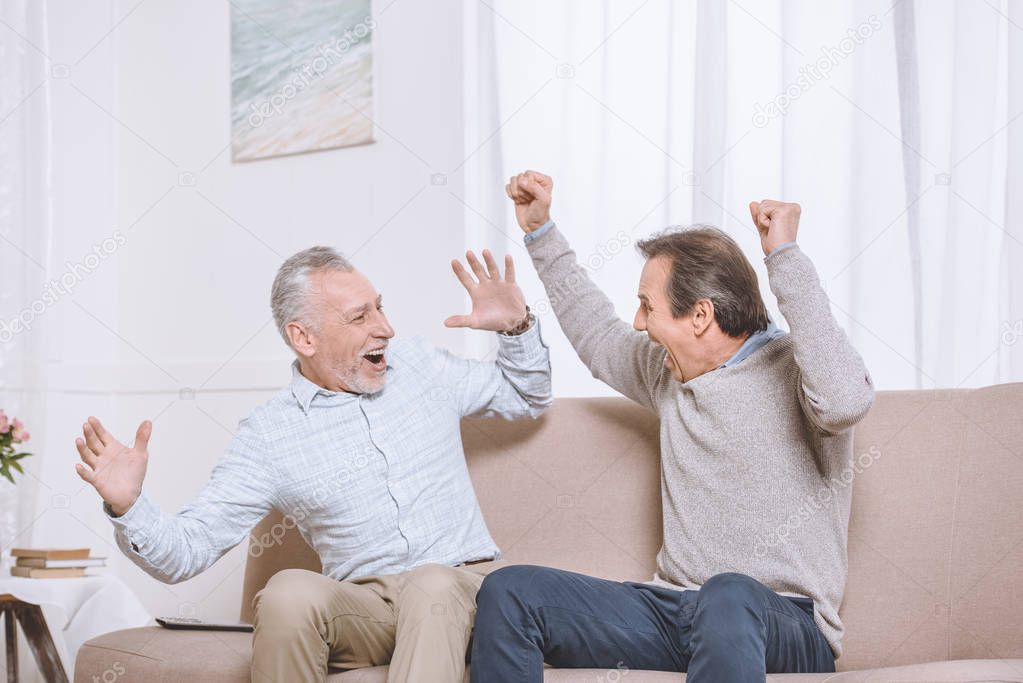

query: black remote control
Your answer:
[156,617,254,632]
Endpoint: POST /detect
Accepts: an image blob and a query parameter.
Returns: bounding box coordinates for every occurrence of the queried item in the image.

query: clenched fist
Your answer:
[749,199,801,256]
[506,170,552,233]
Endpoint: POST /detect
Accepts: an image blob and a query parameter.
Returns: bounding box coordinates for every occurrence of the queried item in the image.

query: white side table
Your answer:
[0,574,151,682]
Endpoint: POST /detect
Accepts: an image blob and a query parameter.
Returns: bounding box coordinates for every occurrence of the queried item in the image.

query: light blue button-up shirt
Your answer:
[107,327,551,584]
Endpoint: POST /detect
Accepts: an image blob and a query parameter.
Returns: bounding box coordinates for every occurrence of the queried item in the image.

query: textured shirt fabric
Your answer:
[106,326,552,584]
[527,224,874,658]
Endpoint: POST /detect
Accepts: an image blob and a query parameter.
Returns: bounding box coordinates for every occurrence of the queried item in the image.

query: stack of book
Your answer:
[10,548,106,578]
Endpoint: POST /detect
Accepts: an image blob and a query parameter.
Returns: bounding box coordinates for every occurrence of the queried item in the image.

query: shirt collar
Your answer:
[290,360,323,413]
[721,319,785,368]
[289,358,396,413]
[289,360,358,413]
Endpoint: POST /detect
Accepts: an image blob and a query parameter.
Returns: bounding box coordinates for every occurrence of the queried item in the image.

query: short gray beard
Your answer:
[336,357,386,395]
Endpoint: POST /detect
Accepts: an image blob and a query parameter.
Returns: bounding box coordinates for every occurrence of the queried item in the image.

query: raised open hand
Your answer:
[445,249,528,332]
[75,416,151,517]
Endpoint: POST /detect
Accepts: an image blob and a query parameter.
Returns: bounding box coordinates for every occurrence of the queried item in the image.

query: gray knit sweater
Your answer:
[527,224,874,658]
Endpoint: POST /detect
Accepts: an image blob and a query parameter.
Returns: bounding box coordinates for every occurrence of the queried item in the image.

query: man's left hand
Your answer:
[445,250,528,332]
[749,199,801,256]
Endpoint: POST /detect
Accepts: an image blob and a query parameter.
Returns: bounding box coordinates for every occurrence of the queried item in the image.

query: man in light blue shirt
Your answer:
[73,246,551,682]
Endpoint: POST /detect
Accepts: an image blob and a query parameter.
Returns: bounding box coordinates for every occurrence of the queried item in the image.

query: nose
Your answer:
[374,309,395,339]
[633,307,646,332]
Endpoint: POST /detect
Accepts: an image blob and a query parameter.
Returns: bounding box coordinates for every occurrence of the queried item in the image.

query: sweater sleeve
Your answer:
[766,244,875,434]
[526,223,666,410]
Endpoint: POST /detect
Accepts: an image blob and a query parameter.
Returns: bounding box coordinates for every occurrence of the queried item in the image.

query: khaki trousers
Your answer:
[250,560,504,683]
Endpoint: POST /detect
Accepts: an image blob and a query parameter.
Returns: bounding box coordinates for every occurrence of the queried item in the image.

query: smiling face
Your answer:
[633,255,698,381]
[289,268,395,394]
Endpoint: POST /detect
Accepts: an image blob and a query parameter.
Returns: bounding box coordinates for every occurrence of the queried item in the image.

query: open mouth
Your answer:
[651,341,674,369]
[362,349,386,370]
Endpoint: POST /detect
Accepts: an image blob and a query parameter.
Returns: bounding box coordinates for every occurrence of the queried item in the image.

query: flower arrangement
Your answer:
[0,410,32,484]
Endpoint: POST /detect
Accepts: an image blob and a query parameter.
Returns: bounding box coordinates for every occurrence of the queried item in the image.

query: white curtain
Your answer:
[0,0,54,562]
[462,0,1022,393]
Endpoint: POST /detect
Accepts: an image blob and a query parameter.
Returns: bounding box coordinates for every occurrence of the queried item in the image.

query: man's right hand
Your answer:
[506,170,553,233]
[75,417,151,517]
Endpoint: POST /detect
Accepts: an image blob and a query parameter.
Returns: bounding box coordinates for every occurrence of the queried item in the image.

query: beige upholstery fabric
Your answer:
[74,627,252,682]
[73,627,1023,682]
[77,387,1023,682]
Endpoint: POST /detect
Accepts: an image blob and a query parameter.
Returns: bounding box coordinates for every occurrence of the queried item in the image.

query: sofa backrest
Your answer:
[240,386,1023,671]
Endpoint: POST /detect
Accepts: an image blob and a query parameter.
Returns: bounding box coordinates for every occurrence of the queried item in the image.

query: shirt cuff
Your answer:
[523,219,555,244]
[496,316,548,359]
[764,241,799,261]
[105,491,161,552]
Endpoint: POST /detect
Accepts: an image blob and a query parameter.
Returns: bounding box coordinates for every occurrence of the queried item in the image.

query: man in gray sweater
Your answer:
[469,171,874,682]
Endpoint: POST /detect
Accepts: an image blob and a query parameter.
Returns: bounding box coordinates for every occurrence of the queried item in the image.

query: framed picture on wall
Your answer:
[230,0,375,161]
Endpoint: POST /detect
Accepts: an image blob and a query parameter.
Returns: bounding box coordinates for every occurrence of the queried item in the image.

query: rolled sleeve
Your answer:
[106,491,161,553]
[423,319,552,420]
[496,316,547,359]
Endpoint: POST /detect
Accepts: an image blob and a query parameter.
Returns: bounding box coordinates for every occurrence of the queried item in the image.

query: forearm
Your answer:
[444,322,552,420]
[106,428,276,584]
[492,320,553,418]
[766,245,874,433]
[526,222,663,409]
[107,492,225,584]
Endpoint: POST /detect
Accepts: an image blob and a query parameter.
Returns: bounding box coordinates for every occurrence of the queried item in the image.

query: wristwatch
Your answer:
[499,306,533,336]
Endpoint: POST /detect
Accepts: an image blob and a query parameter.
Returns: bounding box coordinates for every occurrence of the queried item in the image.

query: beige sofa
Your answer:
[76,386,1023,681]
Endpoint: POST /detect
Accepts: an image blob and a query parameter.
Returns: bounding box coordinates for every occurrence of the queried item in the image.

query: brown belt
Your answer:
[456,557,495,567]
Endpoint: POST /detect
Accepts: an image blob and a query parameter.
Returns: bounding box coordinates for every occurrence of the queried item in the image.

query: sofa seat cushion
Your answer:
[75,628,1022,683]
[822,659,1023,682]
[535,659,1023,682]
[74,627,365,682]
[75,627,252,683]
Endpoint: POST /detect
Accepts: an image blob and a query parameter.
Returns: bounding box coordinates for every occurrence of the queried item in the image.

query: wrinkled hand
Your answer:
[506,170,552,233]
[749,199,801,256]
[445,250,528,331]
[75,417,151,517]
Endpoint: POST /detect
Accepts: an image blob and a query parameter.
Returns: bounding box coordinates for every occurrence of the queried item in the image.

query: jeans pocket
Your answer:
[786,595,815,621]
[766,599,834,674]
[676,589,699,665]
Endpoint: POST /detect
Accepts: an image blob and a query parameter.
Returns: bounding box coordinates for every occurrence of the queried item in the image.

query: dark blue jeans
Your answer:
[469,566,835,683]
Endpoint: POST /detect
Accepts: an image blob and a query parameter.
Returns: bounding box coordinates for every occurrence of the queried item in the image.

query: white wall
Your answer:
[27,0,475,632]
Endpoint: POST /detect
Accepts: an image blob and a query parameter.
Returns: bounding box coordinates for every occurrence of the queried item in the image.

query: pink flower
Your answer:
[0,413,8,434]
[10,418,25,443]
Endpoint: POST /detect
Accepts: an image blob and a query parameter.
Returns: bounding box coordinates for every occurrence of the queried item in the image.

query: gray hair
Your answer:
[635,225,769,338]
[271,246,354,346]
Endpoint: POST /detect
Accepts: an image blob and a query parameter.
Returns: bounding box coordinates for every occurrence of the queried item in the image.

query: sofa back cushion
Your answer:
[241,386,1023,670]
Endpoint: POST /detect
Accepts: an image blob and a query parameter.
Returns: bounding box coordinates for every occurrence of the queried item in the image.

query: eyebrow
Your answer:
[342,295,383,319]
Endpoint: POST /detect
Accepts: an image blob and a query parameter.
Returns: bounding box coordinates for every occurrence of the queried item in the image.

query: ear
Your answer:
[286,321,316,358]
[691,299,715,336]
